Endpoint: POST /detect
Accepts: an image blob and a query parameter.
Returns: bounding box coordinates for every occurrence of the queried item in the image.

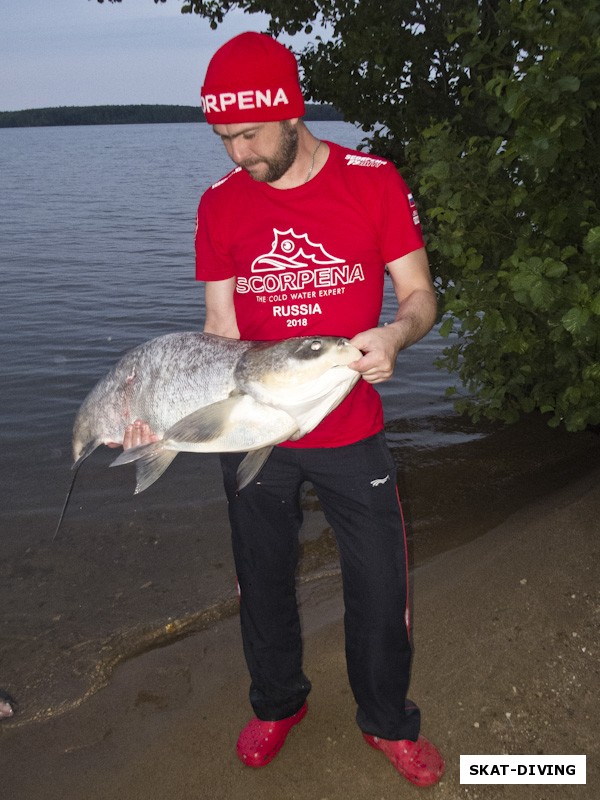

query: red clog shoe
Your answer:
[363,732,445,787]
[236,703,308,768]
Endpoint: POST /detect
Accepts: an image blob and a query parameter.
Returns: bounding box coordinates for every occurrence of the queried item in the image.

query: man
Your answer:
[127,31,444,788]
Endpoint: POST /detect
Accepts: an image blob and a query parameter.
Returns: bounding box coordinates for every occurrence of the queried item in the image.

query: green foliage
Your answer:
[408,0,600,432]
[107,1,600,431]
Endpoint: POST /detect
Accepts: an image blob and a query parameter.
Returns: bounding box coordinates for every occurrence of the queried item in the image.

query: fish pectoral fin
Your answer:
[236,447,274,490]
[134,449,178,494]
[110,442,159,467]
[110,442,177,494]
[165,395,299,452]
[163,397,240,444]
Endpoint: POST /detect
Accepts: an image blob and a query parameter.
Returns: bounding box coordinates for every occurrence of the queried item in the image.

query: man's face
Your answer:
[213,120,299,183]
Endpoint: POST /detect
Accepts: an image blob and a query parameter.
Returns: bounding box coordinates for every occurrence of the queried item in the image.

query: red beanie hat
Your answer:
[200,32,305,124]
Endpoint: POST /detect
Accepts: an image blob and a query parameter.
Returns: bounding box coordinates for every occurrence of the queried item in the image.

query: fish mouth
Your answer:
[287,336,361,371]
[333,338,362,364]
[242,336,361,397]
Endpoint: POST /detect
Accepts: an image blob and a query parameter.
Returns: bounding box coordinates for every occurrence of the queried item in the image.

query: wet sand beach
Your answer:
[2,413,600,730]
[1,438,598,799]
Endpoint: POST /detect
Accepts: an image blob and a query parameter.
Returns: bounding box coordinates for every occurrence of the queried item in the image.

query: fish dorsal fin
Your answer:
[236,446,274,490]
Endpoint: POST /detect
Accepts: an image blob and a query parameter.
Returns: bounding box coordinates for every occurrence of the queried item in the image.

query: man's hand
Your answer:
[348,325,403,384]
[106,419,159,450]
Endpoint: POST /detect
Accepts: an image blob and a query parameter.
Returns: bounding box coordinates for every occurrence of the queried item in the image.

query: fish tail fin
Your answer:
[110,442,177,493]
[53,440,99,541]
[236,446,274,490]
[72,440,99,471]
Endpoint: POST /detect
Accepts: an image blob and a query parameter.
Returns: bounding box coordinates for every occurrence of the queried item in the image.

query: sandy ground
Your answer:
[1,467,598,800]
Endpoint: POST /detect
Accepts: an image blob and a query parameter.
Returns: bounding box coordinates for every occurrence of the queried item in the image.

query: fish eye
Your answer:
[310,340,322,351]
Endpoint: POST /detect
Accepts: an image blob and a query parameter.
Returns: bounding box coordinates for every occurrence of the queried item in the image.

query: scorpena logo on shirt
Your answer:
[236,228,365,324]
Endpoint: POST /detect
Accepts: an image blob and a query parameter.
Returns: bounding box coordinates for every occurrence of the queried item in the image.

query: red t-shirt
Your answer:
[195,141,424,448]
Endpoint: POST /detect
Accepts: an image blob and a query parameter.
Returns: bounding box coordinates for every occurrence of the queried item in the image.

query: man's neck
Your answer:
[268,130,328,190]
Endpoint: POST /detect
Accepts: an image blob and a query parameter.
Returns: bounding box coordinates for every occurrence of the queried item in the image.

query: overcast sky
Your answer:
[0,0,278,112]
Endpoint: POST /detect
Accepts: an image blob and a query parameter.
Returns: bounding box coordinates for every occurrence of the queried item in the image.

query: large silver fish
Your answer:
[73,332,361,493]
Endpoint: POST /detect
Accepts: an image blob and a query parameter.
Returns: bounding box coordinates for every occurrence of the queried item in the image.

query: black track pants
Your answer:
[220,432,421,741]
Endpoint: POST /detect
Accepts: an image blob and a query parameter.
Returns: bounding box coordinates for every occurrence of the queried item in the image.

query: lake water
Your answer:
[2,122,599,726]
[0,121,461,524]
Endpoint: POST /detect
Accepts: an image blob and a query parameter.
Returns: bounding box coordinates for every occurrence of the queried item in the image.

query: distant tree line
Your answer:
[0,103,343,128]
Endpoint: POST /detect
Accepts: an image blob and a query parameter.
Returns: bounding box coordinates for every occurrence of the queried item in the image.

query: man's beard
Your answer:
[242,121,299,183]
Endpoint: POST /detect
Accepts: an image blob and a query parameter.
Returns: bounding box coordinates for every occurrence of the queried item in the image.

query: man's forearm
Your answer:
[387,288,438,353]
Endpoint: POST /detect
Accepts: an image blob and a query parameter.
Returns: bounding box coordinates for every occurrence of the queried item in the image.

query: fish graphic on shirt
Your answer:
[251,228,345,272]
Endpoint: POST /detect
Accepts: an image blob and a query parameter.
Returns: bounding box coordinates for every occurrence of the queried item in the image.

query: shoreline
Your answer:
[2,465,598,798]
[2,415,600,730]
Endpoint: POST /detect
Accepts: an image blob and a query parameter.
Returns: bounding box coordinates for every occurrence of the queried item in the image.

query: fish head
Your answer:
[235,336,362,436]
[237,336,361,390]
